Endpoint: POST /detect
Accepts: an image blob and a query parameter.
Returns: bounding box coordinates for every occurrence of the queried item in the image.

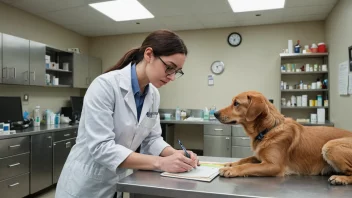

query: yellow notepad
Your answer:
[160,165,220,182]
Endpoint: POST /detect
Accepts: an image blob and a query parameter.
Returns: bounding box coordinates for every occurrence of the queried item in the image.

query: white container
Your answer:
[291,95,296,106]
[317,81,322,89]
[63,63,69,71]
[302,95,308,107]
[322,64,327,71]
[310,114,317,123]
[311,82,317,89]
[317,108,325,123]
[297,96,302,106]
[34,106,41,127]
[51,113,55,125]
[175,107,181,121]
[288,40,293,53]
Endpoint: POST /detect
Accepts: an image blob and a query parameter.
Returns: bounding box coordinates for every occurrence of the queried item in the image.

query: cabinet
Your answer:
[280,53,333,126]
[0,137,30,198]
[30,133,53,194]
[53,129,77,183]
[73,54,102,88]
[0,33,2,83]
[30,41,46,86]
[2,34,30,85]
[203,125,231,157]
[231,126,252,158]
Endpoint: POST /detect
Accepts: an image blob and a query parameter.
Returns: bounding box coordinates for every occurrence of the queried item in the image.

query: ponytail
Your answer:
[104,47,142,73]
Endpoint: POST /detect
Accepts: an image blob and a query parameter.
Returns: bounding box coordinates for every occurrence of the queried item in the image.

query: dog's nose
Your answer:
[214,111,220,119]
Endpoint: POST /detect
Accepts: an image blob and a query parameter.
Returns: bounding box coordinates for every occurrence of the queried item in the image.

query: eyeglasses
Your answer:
[158,57,184,78]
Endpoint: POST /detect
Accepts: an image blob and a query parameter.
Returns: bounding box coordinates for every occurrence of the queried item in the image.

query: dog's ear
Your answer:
[245,94,267,122]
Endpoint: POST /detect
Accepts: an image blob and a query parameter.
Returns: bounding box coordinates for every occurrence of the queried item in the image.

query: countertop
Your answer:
[117,156,352,198]
[0,124,79,140]
[160,118,334,126]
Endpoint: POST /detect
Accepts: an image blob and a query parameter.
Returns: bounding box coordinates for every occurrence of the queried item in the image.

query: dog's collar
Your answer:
[255,120,277,141]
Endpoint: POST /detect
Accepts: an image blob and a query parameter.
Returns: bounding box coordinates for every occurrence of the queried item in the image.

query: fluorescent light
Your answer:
[228,0,285,13]
[89,0,154,22]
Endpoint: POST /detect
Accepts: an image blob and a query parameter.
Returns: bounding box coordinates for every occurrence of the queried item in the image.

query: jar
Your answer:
[317,95,323,107]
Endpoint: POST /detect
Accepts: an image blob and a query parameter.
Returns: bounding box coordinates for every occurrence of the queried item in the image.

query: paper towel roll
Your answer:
[288,40,293,54]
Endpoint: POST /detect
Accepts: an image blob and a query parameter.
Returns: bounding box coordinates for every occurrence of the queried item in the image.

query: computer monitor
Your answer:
[70,96,84,121]
[0,96,23,123]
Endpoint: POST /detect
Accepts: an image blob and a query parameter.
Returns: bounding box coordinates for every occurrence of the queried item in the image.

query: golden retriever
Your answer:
[214,91,352,185]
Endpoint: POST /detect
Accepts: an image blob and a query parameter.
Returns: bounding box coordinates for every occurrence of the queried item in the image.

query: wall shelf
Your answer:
[281,89,329,92]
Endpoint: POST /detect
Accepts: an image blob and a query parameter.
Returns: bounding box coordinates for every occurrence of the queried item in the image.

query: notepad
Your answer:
[160,165,220,182]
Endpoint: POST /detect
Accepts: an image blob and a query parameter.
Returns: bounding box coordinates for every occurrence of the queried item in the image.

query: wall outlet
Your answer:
[23,93,29,101]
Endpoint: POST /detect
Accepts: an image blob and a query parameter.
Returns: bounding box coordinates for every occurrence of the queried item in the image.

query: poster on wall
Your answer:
[338,61,349,95]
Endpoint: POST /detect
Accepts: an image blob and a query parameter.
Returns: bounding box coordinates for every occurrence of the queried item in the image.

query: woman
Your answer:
[55,29,198,198]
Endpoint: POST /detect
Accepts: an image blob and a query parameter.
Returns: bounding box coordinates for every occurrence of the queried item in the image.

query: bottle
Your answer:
[175,107,181,121]
[209,105,216,121]
[34,106,41,127]
[203,107,209,120]
[294,40,301,53]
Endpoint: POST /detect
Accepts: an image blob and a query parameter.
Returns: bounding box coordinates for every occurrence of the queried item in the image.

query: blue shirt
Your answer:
[131,64,149,121]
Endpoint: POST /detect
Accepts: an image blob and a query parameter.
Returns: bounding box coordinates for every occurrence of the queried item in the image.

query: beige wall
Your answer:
[89,21,325,111]
[0,2,89,114]
[326,0,352,130]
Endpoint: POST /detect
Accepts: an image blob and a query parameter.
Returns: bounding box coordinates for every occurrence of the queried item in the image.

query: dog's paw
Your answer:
[223,162,239,168]
[328,175,351,185]
[219,167,238,178]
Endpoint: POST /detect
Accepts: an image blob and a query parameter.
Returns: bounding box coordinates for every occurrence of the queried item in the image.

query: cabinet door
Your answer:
[203,135,231,157]
[30,133,53,194]
[0,33,2,84]
[73,54,89,88]
[29,41,46,86]
[53,138,76,183]
[232,146,253,158]
[3,34,29,85]
[88,56,102,85]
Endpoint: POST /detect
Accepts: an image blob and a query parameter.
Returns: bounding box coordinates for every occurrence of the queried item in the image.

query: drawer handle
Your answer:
[241,137,250,140]
[214,129,223,131]
[9,182,19,187]
[8,163,21,167]
[66,142,71,148]
[9,144,20,148]
[64,134,71,137]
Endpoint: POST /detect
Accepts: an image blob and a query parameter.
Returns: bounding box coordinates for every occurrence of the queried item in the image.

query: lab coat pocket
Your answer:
[140,116,157,130]
[64,160,105,197]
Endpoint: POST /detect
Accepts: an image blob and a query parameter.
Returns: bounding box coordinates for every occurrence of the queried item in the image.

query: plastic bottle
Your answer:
[175,107,181,121]
[209,105,216,120]
[203,107,209,120]
[34,106,41,127]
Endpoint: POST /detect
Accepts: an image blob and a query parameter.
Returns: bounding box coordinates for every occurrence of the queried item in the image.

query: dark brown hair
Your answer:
[105,29,188,73]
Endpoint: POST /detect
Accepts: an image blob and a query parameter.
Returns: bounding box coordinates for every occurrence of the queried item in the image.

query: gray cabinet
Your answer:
[29,41,46,86]
[30,133,53,194]
[231,126,253,158]
[73,54,102,88]
[0,33,2,83]
[2,34,30,85]
[53,138,76,183]
[0,173,29,198]
[203,125,231,157]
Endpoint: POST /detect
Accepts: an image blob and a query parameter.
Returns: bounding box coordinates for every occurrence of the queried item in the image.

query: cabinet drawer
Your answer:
[232,137,251,146]
[0,137,30,158]
[231,126,246,137]
[54,129,77,142]
[0,173,29,198]
[0,153,29,181]
[231,146,253,158]
[204,124,231,136]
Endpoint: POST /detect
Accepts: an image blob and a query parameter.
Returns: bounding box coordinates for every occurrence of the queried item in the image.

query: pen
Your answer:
[178,139,191,158]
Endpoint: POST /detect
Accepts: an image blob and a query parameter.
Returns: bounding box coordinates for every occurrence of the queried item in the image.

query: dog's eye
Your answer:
[234,101,240,107]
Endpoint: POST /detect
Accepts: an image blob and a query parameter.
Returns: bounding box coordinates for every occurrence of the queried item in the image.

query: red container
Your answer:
[318,43,326,53]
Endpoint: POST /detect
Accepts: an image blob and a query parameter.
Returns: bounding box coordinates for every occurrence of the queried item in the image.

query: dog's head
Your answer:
[214,91,271,125]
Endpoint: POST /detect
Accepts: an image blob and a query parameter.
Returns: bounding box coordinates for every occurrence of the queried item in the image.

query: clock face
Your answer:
[211,61,225,75]
[228,32,242,47]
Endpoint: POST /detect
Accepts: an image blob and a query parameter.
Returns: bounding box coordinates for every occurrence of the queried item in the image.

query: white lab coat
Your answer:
[55,63,170,198]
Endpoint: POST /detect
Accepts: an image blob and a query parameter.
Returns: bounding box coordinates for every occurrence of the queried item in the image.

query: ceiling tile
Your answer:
[283,14,326,22]
[285,0,338,7]
[283,4,335,17]
[195,12,237,26]
[139,0,232,17]
[38,5,114,25]
[158,15,204,31]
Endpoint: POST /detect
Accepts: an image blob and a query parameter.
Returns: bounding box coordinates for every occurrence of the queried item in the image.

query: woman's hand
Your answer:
[175,150,199,168]
[156,151,197,173]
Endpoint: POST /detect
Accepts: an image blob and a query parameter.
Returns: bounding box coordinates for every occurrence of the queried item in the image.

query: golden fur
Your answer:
[214,91,352,185]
